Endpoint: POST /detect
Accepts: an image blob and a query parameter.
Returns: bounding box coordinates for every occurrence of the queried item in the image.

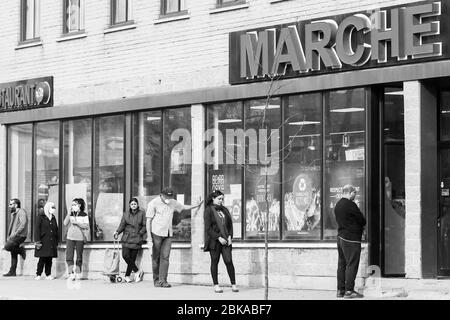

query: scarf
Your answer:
[211,205,228,239]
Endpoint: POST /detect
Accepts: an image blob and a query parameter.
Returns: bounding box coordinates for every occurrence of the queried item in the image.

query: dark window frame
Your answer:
[62,0,85,35]
[160,0,188,17]
[110,0,133,26]
[20,0,40,43]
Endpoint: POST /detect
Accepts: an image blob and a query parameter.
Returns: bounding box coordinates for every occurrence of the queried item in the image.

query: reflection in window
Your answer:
[94,116,124,242]
[63,119,92,241]
[8,125,33,242]
[35,122,60,228]
[207,102,243,239]
[21,0,40,41]
[132,111,162,211]
[244,98,281,239]
[283,94,322,239]
[63,0,84,34]
[163,108,191,241]
[324,88,366,239]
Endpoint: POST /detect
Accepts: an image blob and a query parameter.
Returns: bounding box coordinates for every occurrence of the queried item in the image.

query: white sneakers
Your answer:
[124,276,132,283]
[36,275,55,280]
[68,273,76,280]
[135,270,144,283]
[34,275,41,280]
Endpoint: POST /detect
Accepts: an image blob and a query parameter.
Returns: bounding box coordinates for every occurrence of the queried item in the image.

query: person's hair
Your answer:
[206,190,224,206]
[72,198,85,212]
[10,198,21,208]
[342,185,356,195]
[129,197,139,212]
[161,187,174,197]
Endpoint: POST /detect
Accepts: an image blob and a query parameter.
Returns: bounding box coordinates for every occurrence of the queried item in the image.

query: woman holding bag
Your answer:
[34,201,59,280]
[113,197,147,283]
[63,198,90,280]
[203,190,238,293]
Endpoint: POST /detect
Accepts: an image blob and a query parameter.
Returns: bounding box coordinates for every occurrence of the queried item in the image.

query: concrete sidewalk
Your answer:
[0,276,449,300]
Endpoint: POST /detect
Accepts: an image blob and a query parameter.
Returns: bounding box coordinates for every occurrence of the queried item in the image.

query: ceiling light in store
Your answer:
[385,90,404,96]
[250,104,280,110]
[146,116,161,121]
[218,119,242,123]
[442,110,450,114]
[289,121,321,125]
[330,107,364,113]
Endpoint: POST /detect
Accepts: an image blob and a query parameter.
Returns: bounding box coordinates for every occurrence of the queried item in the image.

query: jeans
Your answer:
[209,242,236,285]
[151,233,172,283]
[37,257,53,276]
[66,240,84,274]
[122,247,139,277]
[337,237,362,292]
[4,236,26,273]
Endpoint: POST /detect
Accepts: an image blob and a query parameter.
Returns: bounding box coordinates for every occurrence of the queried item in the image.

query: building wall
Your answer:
[0,0,422,287]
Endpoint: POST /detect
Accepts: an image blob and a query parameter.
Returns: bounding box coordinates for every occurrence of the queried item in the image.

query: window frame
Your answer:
[20,0,40,43]
[110,0,133,26]
[216,0,246,8]
[62,0,85,35]
[160,0,188,17]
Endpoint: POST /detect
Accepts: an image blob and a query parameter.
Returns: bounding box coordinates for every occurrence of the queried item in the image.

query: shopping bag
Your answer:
[103,240,120,275]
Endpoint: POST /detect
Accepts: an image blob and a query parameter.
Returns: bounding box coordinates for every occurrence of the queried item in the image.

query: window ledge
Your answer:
[104,22,137,34]
[199,242,368,249]
[155,12,190,24]
[210,3,249,14]
[15,40,43,50]
[23,243,192,249]
[269,0,290,3]
[56,32,87,42]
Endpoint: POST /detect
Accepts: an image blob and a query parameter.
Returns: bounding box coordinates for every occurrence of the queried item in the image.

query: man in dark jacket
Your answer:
[334,185,366,299]
[3,198,28,277]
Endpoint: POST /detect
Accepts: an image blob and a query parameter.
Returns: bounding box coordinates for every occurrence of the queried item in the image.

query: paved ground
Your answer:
[0,276,449,300]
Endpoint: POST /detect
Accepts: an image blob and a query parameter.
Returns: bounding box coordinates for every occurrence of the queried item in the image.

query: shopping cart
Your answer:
[102,238,122,283]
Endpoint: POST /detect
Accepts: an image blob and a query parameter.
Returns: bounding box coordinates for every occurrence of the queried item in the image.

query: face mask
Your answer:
[49,208,56,214]
[9,207,16,213]
[71,205,79,212]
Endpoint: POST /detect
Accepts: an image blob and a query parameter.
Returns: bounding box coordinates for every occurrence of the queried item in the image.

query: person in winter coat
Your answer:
[203,190,238,293]
[34,201,59,280]
[114,197,147,283]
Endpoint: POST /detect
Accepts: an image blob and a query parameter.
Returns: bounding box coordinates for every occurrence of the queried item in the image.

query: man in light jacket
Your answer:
[3,198,28,277]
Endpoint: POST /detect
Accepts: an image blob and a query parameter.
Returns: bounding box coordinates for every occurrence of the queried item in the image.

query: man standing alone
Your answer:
[3,198,28,277]
[146,187,202,288]
[334,185,366,299]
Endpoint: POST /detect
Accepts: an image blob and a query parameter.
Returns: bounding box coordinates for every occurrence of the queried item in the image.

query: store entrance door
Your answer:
[438,147,450,276]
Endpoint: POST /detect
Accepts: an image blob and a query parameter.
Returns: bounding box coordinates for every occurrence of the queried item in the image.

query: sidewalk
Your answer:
[0,276,449,300]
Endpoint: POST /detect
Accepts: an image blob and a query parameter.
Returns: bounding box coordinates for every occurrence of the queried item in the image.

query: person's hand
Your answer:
[218,237,227,245]
[227,236,232,246]
[113,232,118,239]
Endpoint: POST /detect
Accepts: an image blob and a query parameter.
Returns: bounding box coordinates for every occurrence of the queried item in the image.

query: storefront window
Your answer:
[206,102,243,239]
[63,119,92,241]
[244,98,281,239]
[34,121,60,229]
[283,93,322,239]
[132,111,162,211]
[93,115,124,242]
[324,88,366,240]
[8,124,33,242]
[163,108,192,241]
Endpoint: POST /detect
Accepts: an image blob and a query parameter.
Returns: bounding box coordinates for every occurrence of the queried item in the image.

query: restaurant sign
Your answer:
[229,0,448,84]
[0,77,53,112]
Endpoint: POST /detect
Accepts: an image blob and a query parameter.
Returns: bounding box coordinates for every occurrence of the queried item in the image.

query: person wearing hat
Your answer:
[146,187,202,288]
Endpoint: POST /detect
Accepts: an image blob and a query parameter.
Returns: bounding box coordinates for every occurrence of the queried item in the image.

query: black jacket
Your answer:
[334,198,366,241]
[116,209,147,249]
[34,213,59,258]
[203,205,233,252]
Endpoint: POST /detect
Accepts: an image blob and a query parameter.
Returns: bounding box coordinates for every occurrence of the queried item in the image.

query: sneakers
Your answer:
[125,276,132,283]
[35,275,42,280]
[3,271,16,277]
[231,285,239,293]
[344,290,364,299]
[45,275,55,280]
[75,273,82,280]
[336,290,345,298]
[154,280,161,287]
[160,281,172,288]
[214,285,223,293]
[68,273,76,281]
[135,270,144,283]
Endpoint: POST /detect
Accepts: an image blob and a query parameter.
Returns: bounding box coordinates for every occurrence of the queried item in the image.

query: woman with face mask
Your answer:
[34,201,59,280]
[63,198,90,280]
[203,190,238,293]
